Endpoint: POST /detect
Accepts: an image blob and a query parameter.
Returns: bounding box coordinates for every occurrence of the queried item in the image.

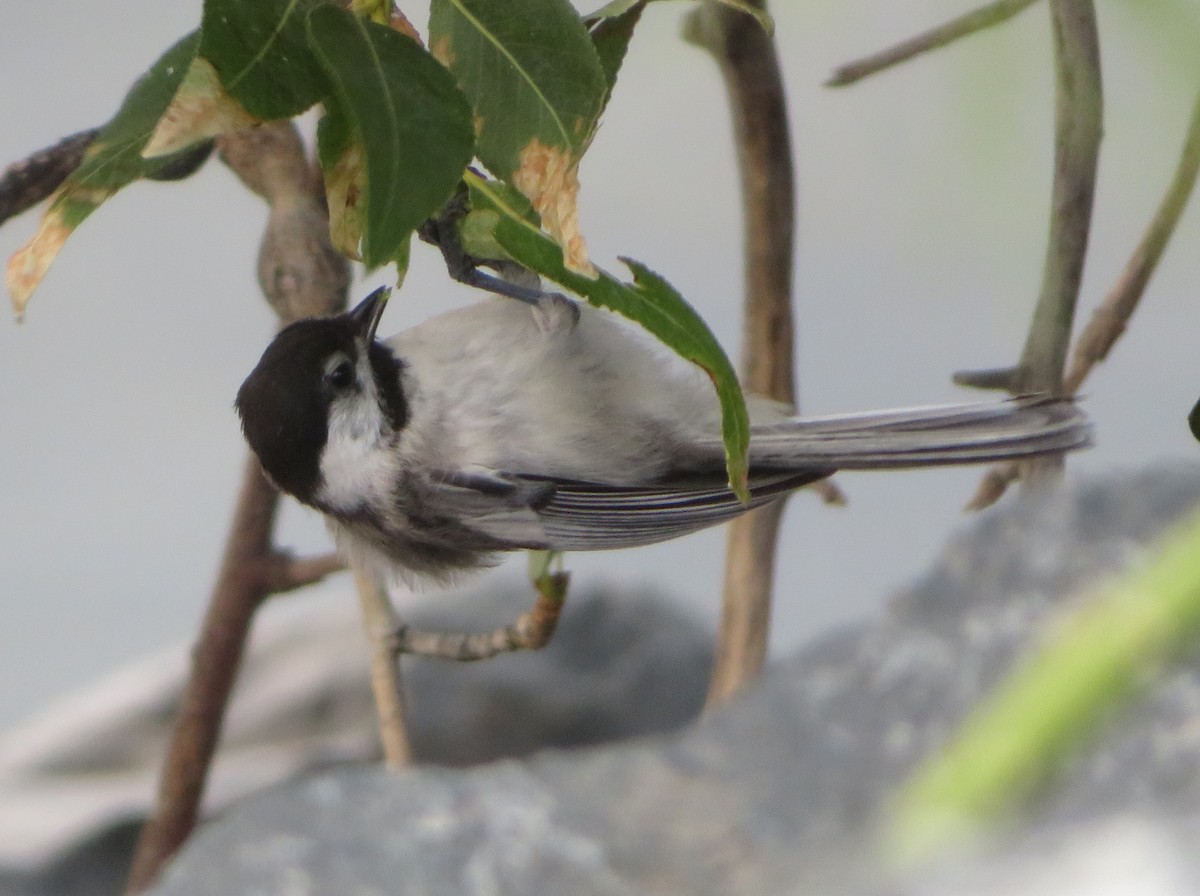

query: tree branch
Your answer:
[1016,0,1102,397]
[684,0,797,706]
[959,0,1101,507]
[259,551,346,594]
[1063,86,1200,394]
[354,572,412,770]
[124,121,349,894]
[826,0,1042,88]
[0,131,212,228]
[0,130,96,225]
[124,457,281,894]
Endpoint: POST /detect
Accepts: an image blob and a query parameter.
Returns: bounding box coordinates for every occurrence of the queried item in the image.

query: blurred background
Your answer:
[1,0,1198,729]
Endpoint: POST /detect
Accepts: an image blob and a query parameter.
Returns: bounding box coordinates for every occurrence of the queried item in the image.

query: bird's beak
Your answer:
[348,286,391,342]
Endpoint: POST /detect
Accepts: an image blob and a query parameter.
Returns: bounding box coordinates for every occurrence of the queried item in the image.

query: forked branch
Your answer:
[959,0,1101,506]
[124,121,350,895]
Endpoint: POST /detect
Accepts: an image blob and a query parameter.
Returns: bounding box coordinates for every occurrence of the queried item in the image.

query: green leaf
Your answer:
[585,0,772,99]
[457,180,537,261]
[467,174,750,499]
[582,0,644,20]
[429,0,608,176]
[200,0,330,120]
[315,98,365,260]
[308,6,475,269]
[315,93,353,171]
[8,32,203,314]
[585,0,646,101]
[430,0,609,276]
[73,32,204,188]
[142,55,260,158]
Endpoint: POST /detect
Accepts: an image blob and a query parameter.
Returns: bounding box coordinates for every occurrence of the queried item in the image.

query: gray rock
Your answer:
[145,464,1200,896]
[0,587,711,896]
[402,584,713,765]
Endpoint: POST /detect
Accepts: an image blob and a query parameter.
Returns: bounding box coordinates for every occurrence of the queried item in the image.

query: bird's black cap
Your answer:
[235,287,404,503]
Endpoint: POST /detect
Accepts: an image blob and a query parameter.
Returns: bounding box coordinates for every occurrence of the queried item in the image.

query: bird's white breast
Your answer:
[316,379,398,514]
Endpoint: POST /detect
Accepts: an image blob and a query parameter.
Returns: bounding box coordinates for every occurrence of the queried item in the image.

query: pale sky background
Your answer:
[2,1,1199,728]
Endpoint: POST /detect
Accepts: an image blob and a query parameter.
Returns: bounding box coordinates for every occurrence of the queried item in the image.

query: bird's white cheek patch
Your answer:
[317,399,393,513]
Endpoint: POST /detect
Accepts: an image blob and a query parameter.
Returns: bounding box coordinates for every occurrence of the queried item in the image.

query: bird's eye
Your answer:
[324,355,356,390]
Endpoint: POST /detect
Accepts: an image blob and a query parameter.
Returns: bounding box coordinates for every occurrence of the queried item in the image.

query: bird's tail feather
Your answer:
[739,395,1091,470]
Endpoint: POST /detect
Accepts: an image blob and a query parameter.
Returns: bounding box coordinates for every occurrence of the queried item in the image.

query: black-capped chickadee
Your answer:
[236,287,1090,585]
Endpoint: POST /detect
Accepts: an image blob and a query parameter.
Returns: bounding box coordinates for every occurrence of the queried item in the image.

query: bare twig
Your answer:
[0,130,97,225]
[953,365,1022,391]
[962,461,1021,511]
[389,572,570,660]
[1017,0,1102,395]
[684,0,797,706]
[826,0,1042,88]
[1063,87,1200,394]
[124,458,283,893]
[353,572,412,769]
[812,478,847,505]
[260,551,346,594]
[711,500,788,701]
[124,122,349,895]
[0,130,212,228]
[960,0,1101,507]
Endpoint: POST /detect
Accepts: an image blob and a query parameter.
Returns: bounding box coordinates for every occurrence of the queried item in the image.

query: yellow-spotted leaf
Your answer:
[308,6,474,270]
[429,0,607,277]
[143,56,259,158]
[316,98,366,260]
[7,33,201,315]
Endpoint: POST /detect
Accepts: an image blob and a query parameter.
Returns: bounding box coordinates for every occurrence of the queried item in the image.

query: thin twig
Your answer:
[125,121,349,894]
[962,461,1021,512]
[826,0,1042,88]
[353,572,412,769]
[260,551,346,593]
[962,0,1101,507]
[711,501,788,701]
[124,458,282,893]
[1063,87,1200,394]
[1017,0,1102,395]
[952,365,1022,391]
[0,130,97,225]
[0,131,211,228]
[684,0,797,706]
[812,478,847,505]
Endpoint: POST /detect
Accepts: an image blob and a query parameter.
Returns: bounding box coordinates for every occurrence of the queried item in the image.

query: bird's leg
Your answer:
[419,188,579,326]
[387,552,571,661]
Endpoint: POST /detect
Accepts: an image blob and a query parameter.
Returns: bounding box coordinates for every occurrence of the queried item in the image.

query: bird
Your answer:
[236,286,1090,588]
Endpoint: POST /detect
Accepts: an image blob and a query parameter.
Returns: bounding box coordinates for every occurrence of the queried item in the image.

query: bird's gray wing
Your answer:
[428,396,1090,552]
[427,468,827,552]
